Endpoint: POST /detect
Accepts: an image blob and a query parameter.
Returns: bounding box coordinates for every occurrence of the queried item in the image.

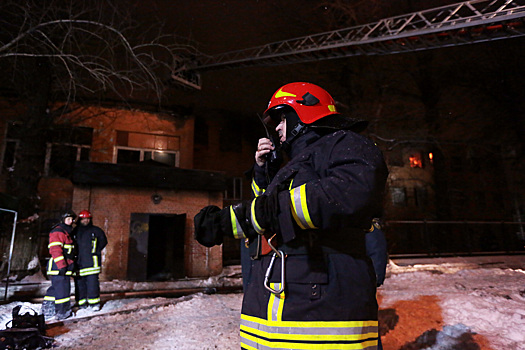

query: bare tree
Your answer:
[0,0,199,276]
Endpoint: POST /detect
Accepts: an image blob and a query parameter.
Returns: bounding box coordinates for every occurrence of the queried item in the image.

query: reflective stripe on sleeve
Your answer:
[48,241,63,248]
[251,178,265,197]
[54,256,65,263]
[250,198,265,235]
[230,206,247,239]
[290,184,318,230]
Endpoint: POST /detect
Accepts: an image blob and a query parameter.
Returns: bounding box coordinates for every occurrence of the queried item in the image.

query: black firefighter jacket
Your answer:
[73,223,107,277]
[237,128,389,350]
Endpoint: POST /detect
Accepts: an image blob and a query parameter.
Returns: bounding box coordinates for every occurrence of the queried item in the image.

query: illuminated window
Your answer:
[409,153,423,168]
[115,147,179,167]
[115,131,180,167]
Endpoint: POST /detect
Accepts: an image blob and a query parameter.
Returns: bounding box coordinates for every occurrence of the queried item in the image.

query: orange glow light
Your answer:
[410,156,423,168]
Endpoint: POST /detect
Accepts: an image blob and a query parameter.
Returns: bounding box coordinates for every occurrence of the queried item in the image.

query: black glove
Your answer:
[194,205,225,247]
[58,267,68,276]
[253,191,281,234]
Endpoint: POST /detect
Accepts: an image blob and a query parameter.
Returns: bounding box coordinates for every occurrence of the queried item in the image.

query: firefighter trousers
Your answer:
[75,274,101,307]
[44,275,71,314]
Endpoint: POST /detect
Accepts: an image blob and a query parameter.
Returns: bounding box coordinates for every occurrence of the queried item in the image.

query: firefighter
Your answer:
[194,82,389,349]
[73,210,107,311]
[43,210,76,320]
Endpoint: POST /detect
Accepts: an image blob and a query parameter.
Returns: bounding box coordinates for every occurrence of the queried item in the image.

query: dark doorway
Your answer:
[127,213,186,281]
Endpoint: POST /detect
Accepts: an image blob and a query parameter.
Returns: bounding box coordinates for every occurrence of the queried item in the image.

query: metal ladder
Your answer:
[173,0,525,89]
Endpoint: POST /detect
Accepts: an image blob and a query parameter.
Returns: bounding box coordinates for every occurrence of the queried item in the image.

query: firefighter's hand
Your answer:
[57,267,67,276]
[194,205,224,247]
[255,138,275,167]
[253,191,281,234]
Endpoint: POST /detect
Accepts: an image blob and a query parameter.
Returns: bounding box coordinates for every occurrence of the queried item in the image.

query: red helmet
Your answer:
[78,210,92,218]
[263,82,340,124]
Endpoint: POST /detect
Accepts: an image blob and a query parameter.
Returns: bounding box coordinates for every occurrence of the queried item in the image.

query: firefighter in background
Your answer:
[43,210,76,320]
[195,82,388,349]
[73,210,107,311]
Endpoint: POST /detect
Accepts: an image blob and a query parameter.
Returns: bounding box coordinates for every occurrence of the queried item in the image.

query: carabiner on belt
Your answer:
[264,235,285,294]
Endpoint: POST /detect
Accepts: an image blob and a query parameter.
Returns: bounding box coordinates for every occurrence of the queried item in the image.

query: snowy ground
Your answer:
[1,258,524,349]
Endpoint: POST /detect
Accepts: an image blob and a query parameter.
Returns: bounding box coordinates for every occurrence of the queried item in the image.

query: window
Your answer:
[194,116,209,147]
[45,143,91,177]
[219,122,242,153]
[1,139,18,174]
[409,153,423,168]
[224,177,243,200]
[115,147,179,167]
[414,187,428,209]
[115,131,180,167]
[391,187,407,206]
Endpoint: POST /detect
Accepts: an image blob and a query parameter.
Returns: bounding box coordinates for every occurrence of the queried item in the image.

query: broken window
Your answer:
[45,143,91,177]
[44,126,93,177]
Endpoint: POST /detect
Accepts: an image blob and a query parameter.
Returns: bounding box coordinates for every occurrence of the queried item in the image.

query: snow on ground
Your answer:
[1,259,524,349]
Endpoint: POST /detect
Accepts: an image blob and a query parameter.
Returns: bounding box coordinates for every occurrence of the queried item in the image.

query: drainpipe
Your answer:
[1,208,17,301]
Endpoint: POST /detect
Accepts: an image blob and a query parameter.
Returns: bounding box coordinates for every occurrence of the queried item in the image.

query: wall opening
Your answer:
[127,213,186,281]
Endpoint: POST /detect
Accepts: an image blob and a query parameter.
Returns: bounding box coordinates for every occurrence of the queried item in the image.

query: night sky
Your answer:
[134,0,525,139]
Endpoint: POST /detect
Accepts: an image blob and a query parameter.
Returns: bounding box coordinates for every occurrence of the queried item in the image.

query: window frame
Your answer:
[44,142,91,176]
[113,146,180,167]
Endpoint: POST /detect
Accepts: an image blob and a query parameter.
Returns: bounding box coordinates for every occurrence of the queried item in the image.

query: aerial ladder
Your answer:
[172,0,525,90]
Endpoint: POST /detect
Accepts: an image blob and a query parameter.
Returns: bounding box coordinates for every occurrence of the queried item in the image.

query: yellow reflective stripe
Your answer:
[79,267,101,276]
[63,244,73,248]
[251,178,265,197]
[48,242,63,248]
[250,199,265,235]
[92,240,97,254]
[78,299,87,305]
[44,296,55,301]
[241,315,378,349]
[88,297,101,304]
[267,283,285,322]
[290,184,317,229]
[93,255,99,268]
[54,256,64,263]
[230,206,246,239]
[241,314,377,340]
[240,333,377,350]
[55,297,71,304]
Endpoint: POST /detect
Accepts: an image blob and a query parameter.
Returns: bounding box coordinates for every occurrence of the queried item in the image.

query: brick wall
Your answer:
[72,185,223,280]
